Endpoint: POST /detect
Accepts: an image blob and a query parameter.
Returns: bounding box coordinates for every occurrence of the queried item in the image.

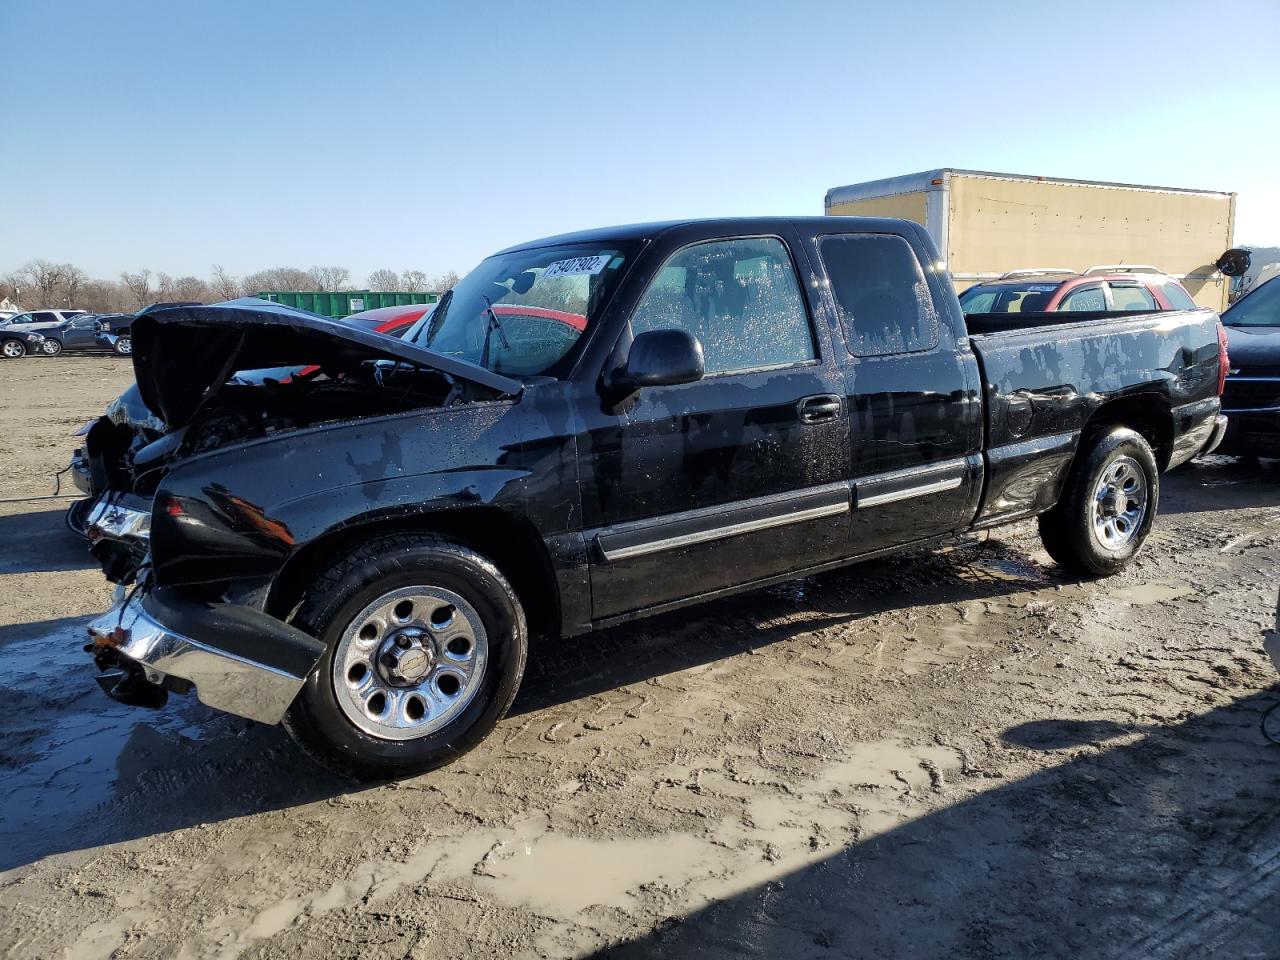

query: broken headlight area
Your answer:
[85,493,152,585]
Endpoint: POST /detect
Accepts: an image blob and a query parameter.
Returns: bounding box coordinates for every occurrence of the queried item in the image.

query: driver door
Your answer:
[577,231,851,621]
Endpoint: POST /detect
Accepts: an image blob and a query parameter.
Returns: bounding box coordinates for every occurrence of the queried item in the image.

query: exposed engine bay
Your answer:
[85,364,461,498]
[72,298,526,586]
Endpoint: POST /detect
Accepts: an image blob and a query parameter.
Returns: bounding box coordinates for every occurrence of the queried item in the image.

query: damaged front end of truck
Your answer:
[83,298,524,721]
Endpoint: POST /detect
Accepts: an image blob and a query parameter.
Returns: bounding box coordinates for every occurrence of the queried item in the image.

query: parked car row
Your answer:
[0,303,209,358]
[2,309,122,357]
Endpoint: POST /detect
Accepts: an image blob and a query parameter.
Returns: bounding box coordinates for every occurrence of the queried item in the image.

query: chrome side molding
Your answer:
[592,482,852,563]
[854,458,969,509]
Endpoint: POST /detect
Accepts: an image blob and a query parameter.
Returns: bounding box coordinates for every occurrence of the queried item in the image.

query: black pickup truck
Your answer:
[84,217,1228,778]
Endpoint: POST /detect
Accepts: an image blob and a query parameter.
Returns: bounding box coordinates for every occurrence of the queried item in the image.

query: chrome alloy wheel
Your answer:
[1093,456,1147,549]
[2,341,24,358]
[333,585,488,740]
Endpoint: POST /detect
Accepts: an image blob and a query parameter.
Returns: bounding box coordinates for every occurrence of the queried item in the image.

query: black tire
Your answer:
[40,338,63,356]
[1,339,26,359]
[282,533,527,779]
[1038,427,1159,577]
[113,335,132,356]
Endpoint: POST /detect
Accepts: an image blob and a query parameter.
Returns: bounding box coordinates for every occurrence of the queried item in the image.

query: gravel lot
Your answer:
[0,356,1277,960]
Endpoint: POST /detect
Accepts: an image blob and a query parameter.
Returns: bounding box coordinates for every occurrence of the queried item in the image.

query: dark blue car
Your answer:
[1219,278,1280,458]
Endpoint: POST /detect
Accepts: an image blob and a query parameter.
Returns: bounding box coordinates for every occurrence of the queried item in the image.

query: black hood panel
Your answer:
[131,298,521,427]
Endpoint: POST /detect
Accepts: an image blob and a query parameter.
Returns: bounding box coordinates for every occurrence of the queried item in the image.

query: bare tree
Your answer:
[80,279,118,313]
[171,276,208,301]
[308,266,350,291]
[210,264,242,301]
[401,269,430,293]
[434,270,461,293]
[120,269,153,308]
[367,268,401,291]
[1,272,22,306]
[21,260,69,304]
[62,265,87,307]
[241,267,314,292]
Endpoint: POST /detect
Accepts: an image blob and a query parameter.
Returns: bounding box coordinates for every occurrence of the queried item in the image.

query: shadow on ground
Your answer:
[595,686,1280,960]
[0,505,97,574]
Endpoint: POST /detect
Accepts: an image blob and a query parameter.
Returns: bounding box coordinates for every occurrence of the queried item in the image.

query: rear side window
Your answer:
[1109,284,1158,312]
[33,312,58,322]
[1158,280,1197,310]
[1060,285,1106,312]
[818,234,940,356]
[630,236,815,375]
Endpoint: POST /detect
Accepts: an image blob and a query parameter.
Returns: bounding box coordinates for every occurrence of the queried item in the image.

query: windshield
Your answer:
[1224,278,1280,327]
[405,242,634,377]
[958,282,1063,313]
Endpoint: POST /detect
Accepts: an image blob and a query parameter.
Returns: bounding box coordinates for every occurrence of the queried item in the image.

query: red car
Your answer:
[342,303,435,337]
[958,267,1199,314]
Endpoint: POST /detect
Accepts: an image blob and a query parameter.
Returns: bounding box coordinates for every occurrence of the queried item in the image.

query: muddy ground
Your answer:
[0,355,1277,960]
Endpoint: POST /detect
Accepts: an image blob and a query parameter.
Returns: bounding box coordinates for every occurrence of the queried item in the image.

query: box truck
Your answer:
[825,169,1235,310]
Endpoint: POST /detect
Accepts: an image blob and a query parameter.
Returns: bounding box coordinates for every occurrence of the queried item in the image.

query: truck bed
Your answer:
[964,307,1223,528]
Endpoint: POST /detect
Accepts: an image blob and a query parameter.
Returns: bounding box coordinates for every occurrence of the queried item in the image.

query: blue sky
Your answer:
[2,0,1277,283]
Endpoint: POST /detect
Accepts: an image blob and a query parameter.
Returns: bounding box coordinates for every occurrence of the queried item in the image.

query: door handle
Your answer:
[798,394,843,424]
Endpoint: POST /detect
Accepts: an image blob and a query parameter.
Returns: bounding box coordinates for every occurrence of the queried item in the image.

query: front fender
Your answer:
[150,403,533,587]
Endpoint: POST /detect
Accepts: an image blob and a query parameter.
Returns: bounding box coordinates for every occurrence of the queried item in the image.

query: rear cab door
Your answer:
[576,222,852,622]
[795,221,984,554]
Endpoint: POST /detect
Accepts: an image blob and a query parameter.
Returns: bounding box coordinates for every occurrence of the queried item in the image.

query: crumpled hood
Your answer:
[131,298,522,427]
[1224,324,1280,372]
[105,383,168,434]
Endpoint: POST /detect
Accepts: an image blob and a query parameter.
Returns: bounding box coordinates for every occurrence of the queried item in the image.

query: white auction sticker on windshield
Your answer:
[542,255,612,279]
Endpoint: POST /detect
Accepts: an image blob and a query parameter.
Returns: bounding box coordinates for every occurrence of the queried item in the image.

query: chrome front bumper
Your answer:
[87,588,325,725]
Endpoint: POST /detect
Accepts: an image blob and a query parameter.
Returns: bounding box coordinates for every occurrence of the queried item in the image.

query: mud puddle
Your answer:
[0,622,230,870]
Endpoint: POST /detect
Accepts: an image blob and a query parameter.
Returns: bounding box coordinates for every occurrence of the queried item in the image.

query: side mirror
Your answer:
[612,329,705,392]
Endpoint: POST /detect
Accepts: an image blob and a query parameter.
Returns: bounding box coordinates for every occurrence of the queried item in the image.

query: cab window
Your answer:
[818,233,940,356]
[630,237,815,375]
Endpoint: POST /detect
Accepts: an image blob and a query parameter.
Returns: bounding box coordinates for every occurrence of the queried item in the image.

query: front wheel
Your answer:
[1039,427,1159,577]
[40,339,62,356]
[282,534,527,779]
[2,339,26,359]
[113,335,132,356]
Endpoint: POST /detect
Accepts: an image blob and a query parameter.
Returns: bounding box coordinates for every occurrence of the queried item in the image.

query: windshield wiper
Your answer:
[479,294,510,370]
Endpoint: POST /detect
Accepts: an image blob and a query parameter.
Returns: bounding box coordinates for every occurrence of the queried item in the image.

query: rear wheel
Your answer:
[40,338,62,356]
[1038,427,1159,577]
[113,335,132,356]
[282,534,527,779]
[1,339,25,359]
